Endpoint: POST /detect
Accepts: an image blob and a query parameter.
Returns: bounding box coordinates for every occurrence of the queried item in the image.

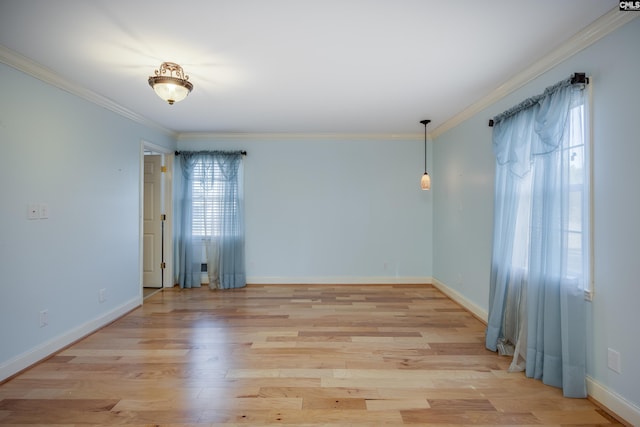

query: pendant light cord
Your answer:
[420,119,430,173]
[424,122,427,173]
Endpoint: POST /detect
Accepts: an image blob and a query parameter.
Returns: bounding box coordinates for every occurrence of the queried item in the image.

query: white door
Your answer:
[143,155,163,288]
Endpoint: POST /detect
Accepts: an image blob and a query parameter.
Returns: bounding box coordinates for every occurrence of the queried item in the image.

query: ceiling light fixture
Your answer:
[420,119,431,190]
[148,62,193,105]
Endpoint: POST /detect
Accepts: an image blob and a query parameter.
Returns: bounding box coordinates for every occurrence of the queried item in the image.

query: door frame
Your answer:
[139,140,174,296]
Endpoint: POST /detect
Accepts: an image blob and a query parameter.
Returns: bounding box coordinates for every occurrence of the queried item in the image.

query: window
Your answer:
[565,99,592,298]
[566,104,586,277]
[508,93,591,295]
[191,158,240,238]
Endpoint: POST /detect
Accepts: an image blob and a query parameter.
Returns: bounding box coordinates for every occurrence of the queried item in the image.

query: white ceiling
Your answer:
[0,0,620,136]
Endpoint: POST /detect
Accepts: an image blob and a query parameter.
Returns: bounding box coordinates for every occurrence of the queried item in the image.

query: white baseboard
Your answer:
[246,276,432,285]
[431,278,488,323]
[0,296,140,382]
[587,376,639,426]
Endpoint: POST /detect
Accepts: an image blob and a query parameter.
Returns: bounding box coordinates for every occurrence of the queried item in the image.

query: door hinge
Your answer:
[160,166,167,173]
[160,214,166,221]
[160,262,166,269]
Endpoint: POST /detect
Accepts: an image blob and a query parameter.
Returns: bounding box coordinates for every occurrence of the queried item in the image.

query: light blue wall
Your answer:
[587,17,640,410]
[433,17,640,415]
[0,63,175,378]
[178,137,433,283]
[433,114,494,309]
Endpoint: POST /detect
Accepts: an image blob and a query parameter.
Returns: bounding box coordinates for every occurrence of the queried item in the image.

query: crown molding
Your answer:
[177,132,423,141]
[431,8,638,139]
[0,45,175,138]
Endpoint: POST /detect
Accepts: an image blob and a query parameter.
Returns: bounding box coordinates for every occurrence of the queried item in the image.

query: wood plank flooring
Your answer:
[0,284,625,426]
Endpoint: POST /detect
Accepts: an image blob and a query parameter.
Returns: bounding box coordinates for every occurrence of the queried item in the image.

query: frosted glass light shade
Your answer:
[149,76,193,105]
[421,172,431,190]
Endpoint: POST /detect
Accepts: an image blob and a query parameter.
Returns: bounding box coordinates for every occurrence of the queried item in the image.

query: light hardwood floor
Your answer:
[0,284,626,426]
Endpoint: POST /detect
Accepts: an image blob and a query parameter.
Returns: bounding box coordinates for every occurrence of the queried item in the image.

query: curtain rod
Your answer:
[488,72,588,127]
[175,150,247,156]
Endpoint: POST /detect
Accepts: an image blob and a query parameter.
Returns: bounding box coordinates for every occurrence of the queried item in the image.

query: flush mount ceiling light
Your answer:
[420,119,431,190]
[148,62,193,105]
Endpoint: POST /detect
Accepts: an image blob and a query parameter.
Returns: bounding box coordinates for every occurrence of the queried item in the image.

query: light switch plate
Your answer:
[39,203,49,219]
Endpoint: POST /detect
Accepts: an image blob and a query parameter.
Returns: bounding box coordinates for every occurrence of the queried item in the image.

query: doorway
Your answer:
[140,141,173,299]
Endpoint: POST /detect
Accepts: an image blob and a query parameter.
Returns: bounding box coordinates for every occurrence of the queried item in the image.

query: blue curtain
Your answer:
[216,153,246,289]
[175,151,246,290]
[486,77,588,397]
[176,152,200,289]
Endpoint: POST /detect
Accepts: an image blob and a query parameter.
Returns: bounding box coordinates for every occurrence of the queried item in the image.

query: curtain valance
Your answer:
[491,76,586,178]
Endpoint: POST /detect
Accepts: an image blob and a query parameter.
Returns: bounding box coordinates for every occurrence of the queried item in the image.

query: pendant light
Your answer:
[420,119,431,190]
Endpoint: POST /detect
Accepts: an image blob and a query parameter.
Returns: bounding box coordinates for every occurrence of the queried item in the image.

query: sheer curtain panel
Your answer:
[486,76,590,398]
[175,151,246,290]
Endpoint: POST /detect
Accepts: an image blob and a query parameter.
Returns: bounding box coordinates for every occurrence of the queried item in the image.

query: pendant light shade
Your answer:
[148,62,193,105]
[420,119,431,190]
[421,172,431,190]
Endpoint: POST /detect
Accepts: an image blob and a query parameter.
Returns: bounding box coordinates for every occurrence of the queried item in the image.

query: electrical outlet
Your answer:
[39,310,48,327]
[607,348,621,373]
[99,288,106,303]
